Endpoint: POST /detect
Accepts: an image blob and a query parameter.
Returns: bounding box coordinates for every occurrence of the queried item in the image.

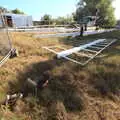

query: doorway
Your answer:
[5,16,13,27]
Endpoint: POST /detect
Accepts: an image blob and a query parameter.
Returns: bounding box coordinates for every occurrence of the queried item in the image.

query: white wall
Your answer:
[11,14,33,27]
[0,13,33,27]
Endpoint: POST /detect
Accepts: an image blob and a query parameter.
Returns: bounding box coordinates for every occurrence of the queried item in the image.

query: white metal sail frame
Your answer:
[43,39,117,66]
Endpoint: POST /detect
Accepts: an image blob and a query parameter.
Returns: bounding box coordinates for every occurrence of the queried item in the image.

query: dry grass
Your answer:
[0,30,120,120]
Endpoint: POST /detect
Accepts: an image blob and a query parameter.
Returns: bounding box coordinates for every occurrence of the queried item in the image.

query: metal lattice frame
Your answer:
[42,39,117,66]
[0,12,12,67]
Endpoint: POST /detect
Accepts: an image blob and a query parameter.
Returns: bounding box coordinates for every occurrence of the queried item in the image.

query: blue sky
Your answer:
[0,0,120,20]
[1,0,79,20]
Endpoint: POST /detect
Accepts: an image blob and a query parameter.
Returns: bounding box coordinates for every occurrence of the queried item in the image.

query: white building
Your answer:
[0,13,33,27]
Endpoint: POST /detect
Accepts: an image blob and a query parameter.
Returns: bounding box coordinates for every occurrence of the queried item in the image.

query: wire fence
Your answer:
[0,12,12,66]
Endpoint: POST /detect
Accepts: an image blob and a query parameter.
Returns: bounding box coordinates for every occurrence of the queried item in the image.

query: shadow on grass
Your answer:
[8,58,84,112]
[102,41,120,58]
[88,62,120,96]
[7,30,120,116]
[59,30,120,47]
[60,31,120,97]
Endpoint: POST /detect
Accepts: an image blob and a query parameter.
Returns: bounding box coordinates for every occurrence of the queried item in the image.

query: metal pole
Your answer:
[57,39,105,58]
[0,10,12,67]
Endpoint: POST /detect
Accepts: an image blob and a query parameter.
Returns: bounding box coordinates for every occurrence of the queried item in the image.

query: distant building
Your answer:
[0,13,33,27]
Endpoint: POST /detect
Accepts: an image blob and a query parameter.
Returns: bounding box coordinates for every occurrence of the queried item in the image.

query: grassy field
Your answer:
[0,30,120,120]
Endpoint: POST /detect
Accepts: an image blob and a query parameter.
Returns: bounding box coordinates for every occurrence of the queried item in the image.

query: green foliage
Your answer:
[72,12,77,22]
[76,0,116,27]
[40,14,75,25]
[55,15,74,25]
[0,7,25,15]
[41,14,53,25]
[41,14,52,21]
[0,6,9,13]
[11,8,25,14]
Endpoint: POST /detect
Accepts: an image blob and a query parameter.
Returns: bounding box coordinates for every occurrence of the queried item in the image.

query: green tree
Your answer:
[11,8,25,14]
[0,6,9,13]
[72,12,77,22]
[55,17,66,25]
[55,15,74,25]
[76,0,116,28]
[41,14,52,25]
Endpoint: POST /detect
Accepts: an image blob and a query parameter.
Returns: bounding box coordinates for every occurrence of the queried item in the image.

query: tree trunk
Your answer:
[84,24,87,31]
[80,25,84,37]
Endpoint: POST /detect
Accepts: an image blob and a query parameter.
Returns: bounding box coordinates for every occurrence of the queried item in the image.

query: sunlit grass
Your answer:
[0,30,119,120]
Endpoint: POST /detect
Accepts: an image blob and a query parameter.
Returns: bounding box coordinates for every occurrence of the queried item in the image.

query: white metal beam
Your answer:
[43,47,58,54]
[0,49,12,67]
[57,39,105,58]
[42,39,117,66]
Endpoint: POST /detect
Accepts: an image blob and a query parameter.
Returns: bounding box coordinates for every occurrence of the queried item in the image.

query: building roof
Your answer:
[2,13,31,17]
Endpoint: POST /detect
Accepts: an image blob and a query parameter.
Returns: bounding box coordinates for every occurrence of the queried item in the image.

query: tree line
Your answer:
[0,0,117,28]
[0,6,25,14]
[37,14,75,25]
[75,0,116,28]
[36,0,116,28]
